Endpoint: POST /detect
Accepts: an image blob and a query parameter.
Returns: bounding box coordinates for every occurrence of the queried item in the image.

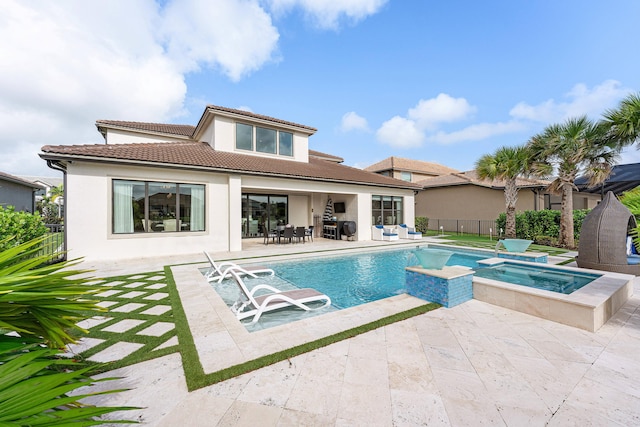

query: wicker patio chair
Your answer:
[576,191,640,275]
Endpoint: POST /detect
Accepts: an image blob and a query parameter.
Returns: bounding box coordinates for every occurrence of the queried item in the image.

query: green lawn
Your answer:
[426,233,571,256]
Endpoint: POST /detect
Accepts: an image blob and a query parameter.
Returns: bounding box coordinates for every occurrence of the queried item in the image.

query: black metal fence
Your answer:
[39,224,66,263]
[427,218,500,237]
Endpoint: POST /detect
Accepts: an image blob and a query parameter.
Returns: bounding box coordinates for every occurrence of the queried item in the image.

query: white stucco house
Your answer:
[39,105,420,261]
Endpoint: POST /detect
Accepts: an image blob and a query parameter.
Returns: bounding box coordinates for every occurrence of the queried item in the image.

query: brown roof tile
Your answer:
[364,156,459,176]
[418,170,550,189]
[96,120,195,137]
[308,149,344,163]
[40,142,420,190]
[205,105,317,133]
[0,171,44,189]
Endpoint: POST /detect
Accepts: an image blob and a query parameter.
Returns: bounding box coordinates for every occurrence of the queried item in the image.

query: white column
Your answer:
[228,175,242,252]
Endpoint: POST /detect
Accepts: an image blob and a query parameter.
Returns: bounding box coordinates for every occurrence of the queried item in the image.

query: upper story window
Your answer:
[236,123,293,157]
[236,123,253,151]
[256,127,276,154]
[401,171,412,182]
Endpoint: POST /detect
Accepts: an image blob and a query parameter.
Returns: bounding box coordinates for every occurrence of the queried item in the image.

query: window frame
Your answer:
[112,179,206,234]
[235,122,294,157]
[372,195,404,225]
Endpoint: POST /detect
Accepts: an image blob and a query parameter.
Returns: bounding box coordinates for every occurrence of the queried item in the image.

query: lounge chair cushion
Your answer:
[628,255,640,265]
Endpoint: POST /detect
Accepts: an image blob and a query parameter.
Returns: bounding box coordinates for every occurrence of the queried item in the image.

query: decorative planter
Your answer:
[500,239,533,253]
[414,248,453,270]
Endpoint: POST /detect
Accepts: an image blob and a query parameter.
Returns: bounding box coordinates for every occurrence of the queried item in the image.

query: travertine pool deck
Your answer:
[79,239,640,426]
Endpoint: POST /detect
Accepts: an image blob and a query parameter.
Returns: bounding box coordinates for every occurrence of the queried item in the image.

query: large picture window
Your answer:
[372,195,403,225]
[112,179,205,234]
[235,123,293,157]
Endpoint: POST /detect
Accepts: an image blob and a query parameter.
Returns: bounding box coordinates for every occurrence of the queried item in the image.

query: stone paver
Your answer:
[137,322,175,337]
[88,341,145,363]
[62,337,105,357]
[141,305,172,315]
[143,292,169,301]
[118,291,146,299]
[123,281,146,288]
[102,319,146,333]
[145,283,167,290]
[111,303,146,313]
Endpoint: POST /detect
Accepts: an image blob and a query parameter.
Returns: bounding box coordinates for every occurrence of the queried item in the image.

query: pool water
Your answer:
[208,247,602,328]
[270,248,485,309]
[474,263,600,294]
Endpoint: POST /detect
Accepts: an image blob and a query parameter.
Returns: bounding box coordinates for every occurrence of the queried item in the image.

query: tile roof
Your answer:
[418,170,550,189]
[364,156,459,175]
[204,105,317,133]
[96,120,195,137]
[0,171,44,189]
[308,149,344,163]
[40,142,420,190]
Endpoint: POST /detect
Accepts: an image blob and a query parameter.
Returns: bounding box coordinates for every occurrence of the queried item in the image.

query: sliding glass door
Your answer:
[241,194,288,238]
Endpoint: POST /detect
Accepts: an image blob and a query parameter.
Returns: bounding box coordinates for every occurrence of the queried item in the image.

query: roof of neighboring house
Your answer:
[0,171,44,189]
[19,176,63,188]
[40,142,421,190]
[418,170,550,189]
[575,163,640,195]
[364,156,460,176]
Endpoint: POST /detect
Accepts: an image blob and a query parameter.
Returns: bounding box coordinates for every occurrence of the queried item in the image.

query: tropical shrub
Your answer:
[415,217,429,233]
[0,237,98,348]
[496,209,589,244]
[0,237,137,425]
[0,206,48,251]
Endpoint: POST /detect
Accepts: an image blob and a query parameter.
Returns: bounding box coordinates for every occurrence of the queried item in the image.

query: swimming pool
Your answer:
[268,248,484,309]
[473,262,601,294]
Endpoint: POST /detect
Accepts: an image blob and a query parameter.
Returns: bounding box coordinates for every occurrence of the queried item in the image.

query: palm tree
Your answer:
[527,116,619,248]
[603,92,640,147]
[475,145,533,238]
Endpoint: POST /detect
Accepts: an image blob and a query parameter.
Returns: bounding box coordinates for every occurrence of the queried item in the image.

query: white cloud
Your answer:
[427,121,527,145]
[510,80,630,123]
[160,0,280,81]
[408,94,476,131]
[0,0,284,175]
[340,112,370,132]
[376,94,477,149]
[376,116,424,148]
[267,0,388,29]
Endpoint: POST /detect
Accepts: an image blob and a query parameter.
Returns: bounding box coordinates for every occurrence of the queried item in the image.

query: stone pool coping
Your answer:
[471,257,634,332]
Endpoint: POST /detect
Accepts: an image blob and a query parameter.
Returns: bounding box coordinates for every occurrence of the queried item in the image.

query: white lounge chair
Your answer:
[398,224,422,240]
[203,251,275,283]
[371,225,399,241]
[227,269,331,323]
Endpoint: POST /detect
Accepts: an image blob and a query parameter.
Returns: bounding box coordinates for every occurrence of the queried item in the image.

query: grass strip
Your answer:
[193,302,440,390]
[163,262,441,392]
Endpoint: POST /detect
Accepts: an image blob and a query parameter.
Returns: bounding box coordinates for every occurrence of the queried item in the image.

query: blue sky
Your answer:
[2,0,639,176]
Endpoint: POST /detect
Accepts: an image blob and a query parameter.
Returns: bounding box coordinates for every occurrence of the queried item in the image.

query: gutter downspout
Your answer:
[46,160,67,261]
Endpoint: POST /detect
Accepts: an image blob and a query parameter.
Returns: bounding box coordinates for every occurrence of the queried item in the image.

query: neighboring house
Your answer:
[575,163,640,197]
[20,175,65,217]
[0,171,43,213]
[364,156,459,183]
[416,170,601,226]
[39,105,421,261]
